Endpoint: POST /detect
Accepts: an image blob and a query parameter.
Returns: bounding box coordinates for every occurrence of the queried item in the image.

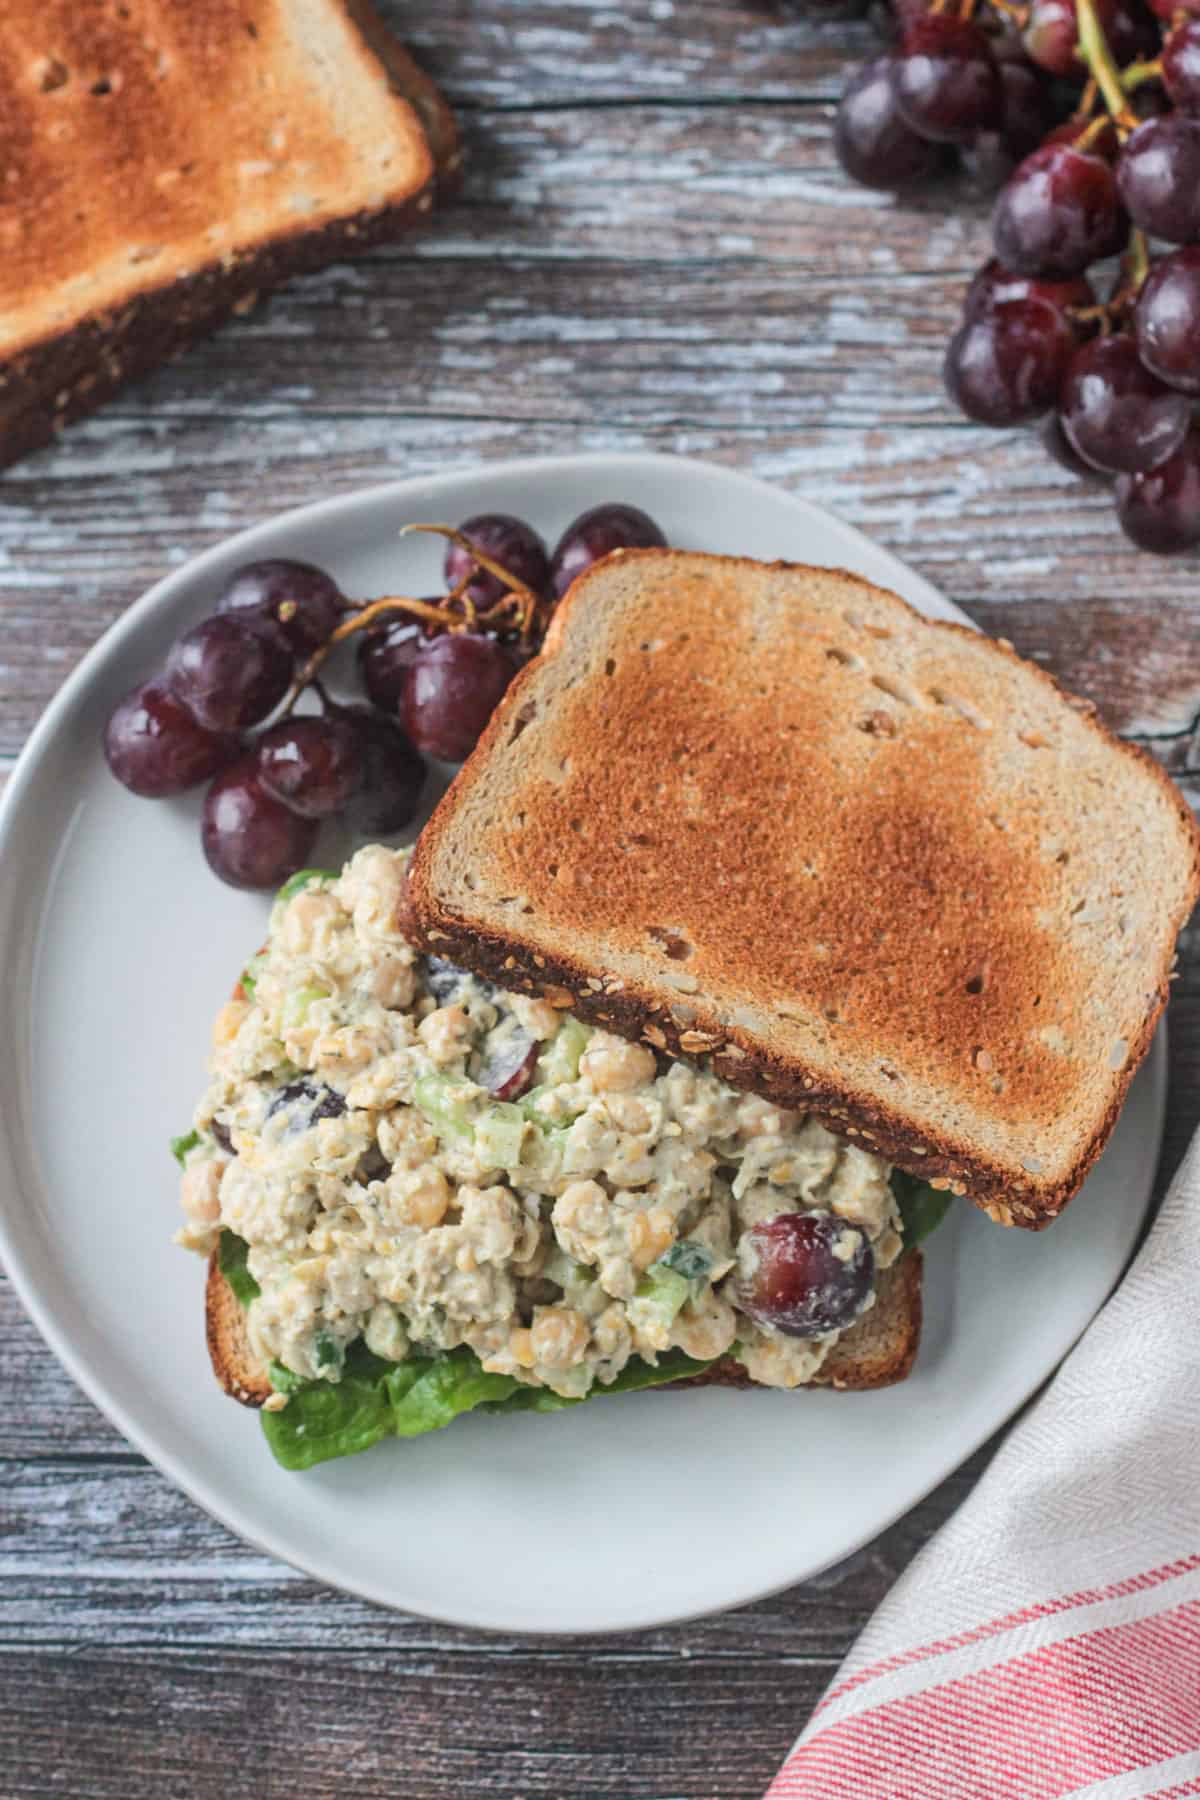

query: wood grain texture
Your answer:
[3,2,1200,1794]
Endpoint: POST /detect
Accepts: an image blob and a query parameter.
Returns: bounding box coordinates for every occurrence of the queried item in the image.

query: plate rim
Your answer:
[0,450,1164,1633]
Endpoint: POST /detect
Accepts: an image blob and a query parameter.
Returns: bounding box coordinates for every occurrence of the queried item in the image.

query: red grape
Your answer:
[104,681,238,797]
[444,515,550,608]
[1044,115,1119,160]
[1059,334,1191,475]
[1164,20,1200,112]
[1022,0,1082,76]
[165,613,293,732]
[944,296,1075,425]
[256,715,365,819]
[549,504,668,600]
[202,758,319,890]
[1117,116,1200,244]
[215,559,343,656]
[357,614,431,710]
[993,144,1126,278]
[399,633,518,762]
[1135,248,1200,395]
[1116,427,1200,553]
[1041,411,1108,479]
[736,1210,875,1338]
[965,259,1094,322]
[1149,0,1200,20]
[833,57,944,191]
[337,707,426,837]
[892,15,1002,144]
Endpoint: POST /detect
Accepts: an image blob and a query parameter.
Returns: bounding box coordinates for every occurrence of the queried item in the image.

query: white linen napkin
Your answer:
[767,1132,1200,1799]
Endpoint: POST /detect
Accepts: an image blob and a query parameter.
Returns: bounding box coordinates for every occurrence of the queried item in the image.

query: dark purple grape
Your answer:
[1108,0,1167,65]
[267,1080,347,1127]
[1044,115,1119,161]
[1150,0,1200,20]
[965,259,1094,322]
[1041,411,1108,480]
[1164,22,1200,111]
[165,613,293,733]
[357,614,431,710]
[399,633,519,761]
[255,714,365,819]
[1117,117,1200,245]
[444,515,550,609]
[892,15,1002,144]
[549,504,668,601]
[736,1211,875,1338]
[993,145,1126,278]
[944,296,1075,426]
[1135,249,1200,396]
[201,758,319,890]
[1022,0,1082,74]
[833,56,944,192]
[215,559,343,656]
[477,1030,539,1100]
[1116,428,1200,553]
[1059,335,1191,476]
[998,58,1060,158]
[335,706,426,837]
[104,680,239,797]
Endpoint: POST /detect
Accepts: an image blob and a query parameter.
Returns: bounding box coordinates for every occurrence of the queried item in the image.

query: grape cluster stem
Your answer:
[277,524,543,719]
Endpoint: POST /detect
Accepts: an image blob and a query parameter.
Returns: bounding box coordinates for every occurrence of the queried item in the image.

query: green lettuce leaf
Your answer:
[217,1228,261,1309]
[259,1337,718,1470]
[170,1128,201,1167]
[489,1349,717,1414]
[890,1170,953,1249]
[262,1342,396,1472]
[274,867,338,905]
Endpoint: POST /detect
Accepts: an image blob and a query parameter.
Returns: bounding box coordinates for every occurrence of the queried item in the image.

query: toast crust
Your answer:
[203,1247,922,1411]
[410,551,1200,1229]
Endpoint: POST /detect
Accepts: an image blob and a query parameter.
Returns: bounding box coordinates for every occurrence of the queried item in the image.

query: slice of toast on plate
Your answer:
[410,549,1200,1230]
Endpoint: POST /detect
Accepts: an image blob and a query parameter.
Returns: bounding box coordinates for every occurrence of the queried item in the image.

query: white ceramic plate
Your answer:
[0,453,1162,1634]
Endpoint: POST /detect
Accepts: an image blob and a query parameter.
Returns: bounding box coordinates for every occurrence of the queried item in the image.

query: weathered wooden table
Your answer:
[3,5,1198,1794]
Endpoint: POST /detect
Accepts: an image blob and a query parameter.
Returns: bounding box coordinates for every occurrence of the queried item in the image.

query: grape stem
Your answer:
[1074,0,1138,132]
[274,525,545,718]
[1120,55,1162,89]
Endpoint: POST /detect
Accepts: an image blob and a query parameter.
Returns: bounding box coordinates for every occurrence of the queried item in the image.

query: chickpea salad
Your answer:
[175,847,949,1469]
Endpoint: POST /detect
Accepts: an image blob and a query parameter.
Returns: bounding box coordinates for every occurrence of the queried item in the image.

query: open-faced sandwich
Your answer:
[176,551,1200,1469]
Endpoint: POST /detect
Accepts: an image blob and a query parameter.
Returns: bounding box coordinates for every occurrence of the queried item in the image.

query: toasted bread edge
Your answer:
[409,550,1200,1230]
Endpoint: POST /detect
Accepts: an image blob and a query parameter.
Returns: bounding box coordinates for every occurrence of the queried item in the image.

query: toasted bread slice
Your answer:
[0,0,454,464]
[204,1248,923,1410]
[410,550,1200,1229]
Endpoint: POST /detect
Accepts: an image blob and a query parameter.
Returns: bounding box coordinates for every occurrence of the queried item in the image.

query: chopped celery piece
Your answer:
[536,1014,591,1086]
[413,1073,476,1144]
[474,1102,530,1170]
[281,983,329,1029]
[519,1084,586,1132]
[633,1264,690,1326]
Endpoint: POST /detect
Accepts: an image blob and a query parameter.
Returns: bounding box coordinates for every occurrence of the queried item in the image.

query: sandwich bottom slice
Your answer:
[177,850,941,1472]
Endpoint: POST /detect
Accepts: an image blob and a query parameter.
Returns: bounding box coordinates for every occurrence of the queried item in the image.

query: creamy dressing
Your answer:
[178,846,903,1395]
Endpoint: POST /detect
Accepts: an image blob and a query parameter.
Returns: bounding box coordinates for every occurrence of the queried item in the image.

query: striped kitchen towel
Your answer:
[768,1130,1200,1800]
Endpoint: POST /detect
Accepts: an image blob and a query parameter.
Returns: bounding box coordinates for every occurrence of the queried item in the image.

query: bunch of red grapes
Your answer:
[831,0,1200,551]
[104,503,666,888]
